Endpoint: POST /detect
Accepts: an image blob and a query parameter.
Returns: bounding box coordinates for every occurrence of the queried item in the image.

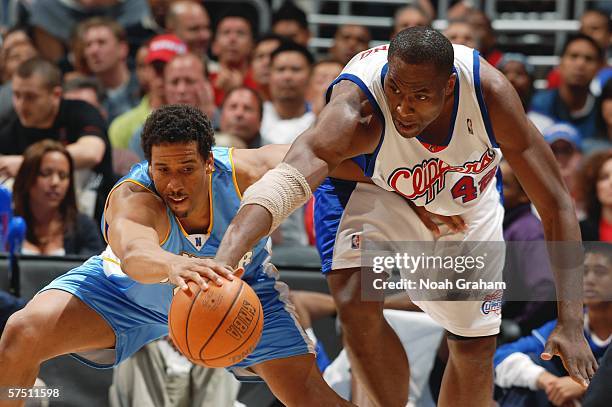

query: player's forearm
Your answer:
[66,139,105,169]
[540,204,584,324]
[120,239,177,283]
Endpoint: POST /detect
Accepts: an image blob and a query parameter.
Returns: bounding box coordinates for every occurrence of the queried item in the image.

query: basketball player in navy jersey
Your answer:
[213,27,598,406]
[0,105,361,407]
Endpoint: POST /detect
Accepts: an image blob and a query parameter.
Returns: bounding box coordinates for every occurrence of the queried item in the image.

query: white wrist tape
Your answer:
[240,162,312,234]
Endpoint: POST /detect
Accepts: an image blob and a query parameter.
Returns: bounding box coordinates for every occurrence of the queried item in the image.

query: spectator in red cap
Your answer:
[109,34,186,150]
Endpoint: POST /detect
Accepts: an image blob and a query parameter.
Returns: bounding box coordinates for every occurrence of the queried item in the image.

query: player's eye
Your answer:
[416,94,428,101]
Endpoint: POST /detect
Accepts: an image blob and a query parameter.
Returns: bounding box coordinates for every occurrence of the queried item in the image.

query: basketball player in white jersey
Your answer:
[213,27,598,406]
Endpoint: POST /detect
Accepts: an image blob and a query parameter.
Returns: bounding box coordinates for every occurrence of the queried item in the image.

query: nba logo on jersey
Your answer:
[350,233,361,249]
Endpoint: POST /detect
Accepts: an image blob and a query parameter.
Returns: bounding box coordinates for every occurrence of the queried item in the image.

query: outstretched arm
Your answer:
[216,81,380,267]
[105,183,234,292]
[481,58,598,386]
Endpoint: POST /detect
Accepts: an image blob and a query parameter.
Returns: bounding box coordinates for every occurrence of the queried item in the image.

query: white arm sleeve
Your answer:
[494,352,547,390]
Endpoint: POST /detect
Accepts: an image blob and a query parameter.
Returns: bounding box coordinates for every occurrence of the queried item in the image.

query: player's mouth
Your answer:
[168,196,188,205]
[395,119,419,134]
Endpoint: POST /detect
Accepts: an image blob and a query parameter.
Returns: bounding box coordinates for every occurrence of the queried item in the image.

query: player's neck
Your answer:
[179,193,212,235]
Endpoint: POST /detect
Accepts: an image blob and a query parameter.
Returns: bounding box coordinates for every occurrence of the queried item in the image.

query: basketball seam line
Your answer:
[185,287,203,360]
[198,282,245,360]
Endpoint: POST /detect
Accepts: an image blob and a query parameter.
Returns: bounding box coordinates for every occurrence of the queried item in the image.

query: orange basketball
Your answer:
[168,278,263,367]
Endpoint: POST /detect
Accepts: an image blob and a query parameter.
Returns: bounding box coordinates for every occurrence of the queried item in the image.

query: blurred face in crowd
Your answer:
[135,45,151,93]
[220,89,261,143]
[12,73,61,128]
[2,41,37,82]
[583,251,612,306]
[252,38,281,86]
[601,98,612,135]
[83,25,127,74]
[270,51,311,103]
[212,17,253,67]
[500,160,528,210]
[307,61,343,115]
[164,54,212,107]
[597,158,612,208]
[393,7,429,37]
[499,60,532,107]
[580,11,610,51]
[559,39,601,88]
[169,1,211,58]
[330,25,371,65]
[272,20,309,46]
[444,21,478,49]
[64,87,101,111]
[30,151,71,211]
[467,11,495,52]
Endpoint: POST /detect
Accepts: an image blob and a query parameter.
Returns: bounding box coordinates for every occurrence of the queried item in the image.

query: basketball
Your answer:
[168,278,264,368]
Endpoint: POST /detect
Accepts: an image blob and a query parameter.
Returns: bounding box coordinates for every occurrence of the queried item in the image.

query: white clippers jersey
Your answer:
[327,44,503,216]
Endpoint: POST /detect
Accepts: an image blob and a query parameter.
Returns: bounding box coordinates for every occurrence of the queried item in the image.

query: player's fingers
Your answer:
[565,359,588,387]
[233,267,245,279]
[421,215,441,237]
[587,357,598,380]
[194,268,225,286]
[187,271,209,292]
[198,260,236,281]
[541,340,558,360]
[451,215,467,231]
[175,276,189,292]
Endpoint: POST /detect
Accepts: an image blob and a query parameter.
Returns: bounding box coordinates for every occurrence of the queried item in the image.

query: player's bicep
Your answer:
[105,185,167,258]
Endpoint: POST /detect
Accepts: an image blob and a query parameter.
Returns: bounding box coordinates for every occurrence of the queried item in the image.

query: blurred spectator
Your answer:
[500,159,556,337]
[165,1,211,61]
[109,337,241,407]
[543,123,584,212]
[306,59,343,116]
[497,53,535,111]
[547,9,612,93]
[466,9,503,66]
[209,11,256,107]
[81,17,140,122]
[0,57,113,222]
[219,86,263,149]
[30,0,151,63]
[0,28,37,121]
[147,0,172,29]
[261,41,314,145]
[271,0,310,47]
[443,19,478,49]
[251,33,283,101]
[134,43,151,95]
[108,34,185,149]
[261,41,314,247]
[329,24,371,66]
[530,34,603,139]
[587,78,612,154]
[391,4,432,38]
[579,149,612,242]
[13,140,104,256]
[494,243,611,407]
[63,76,106,117]
[129,52,216,158]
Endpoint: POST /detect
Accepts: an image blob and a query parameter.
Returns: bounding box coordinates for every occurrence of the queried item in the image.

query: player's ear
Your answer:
[205,152,214,174]
[445,72,457,96]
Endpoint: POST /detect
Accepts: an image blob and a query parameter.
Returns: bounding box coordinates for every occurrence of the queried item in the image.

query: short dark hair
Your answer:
[389,26,454,77]
[255,32,285,48]
[272,1,308,30]
[215,8,255,38]
[561,33,604,61]
[78,16,127,43]
[15,56,62,89]
[222,86,264,119]
[63,76,106,103]
[141,104,215,162]
[270,40,314,66]
[582,8,612,33]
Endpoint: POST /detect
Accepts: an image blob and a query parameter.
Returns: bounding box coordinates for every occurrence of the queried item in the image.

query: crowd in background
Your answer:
[0,1,610,406]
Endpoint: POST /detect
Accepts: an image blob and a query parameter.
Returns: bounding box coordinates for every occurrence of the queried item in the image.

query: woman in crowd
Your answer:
[579,149,612,241]
[12,140,104,256]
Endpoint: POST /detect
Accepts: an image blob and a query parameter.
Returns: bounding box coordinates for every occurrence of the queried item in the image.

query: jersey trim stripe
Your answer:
[228,147,243,199]
[326,73,386,177]
[473,50,499,148]
[174,172,214,238]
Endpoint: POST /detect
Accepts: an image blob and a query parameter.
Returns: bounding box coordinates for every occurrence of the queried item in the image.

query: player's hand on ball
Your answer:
[541,322,598,388]
[168,257,236,293]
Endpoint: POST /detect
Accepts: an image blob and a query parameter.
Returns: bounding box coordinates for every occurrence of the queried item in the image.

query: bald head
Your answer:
[166,1,211,58]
